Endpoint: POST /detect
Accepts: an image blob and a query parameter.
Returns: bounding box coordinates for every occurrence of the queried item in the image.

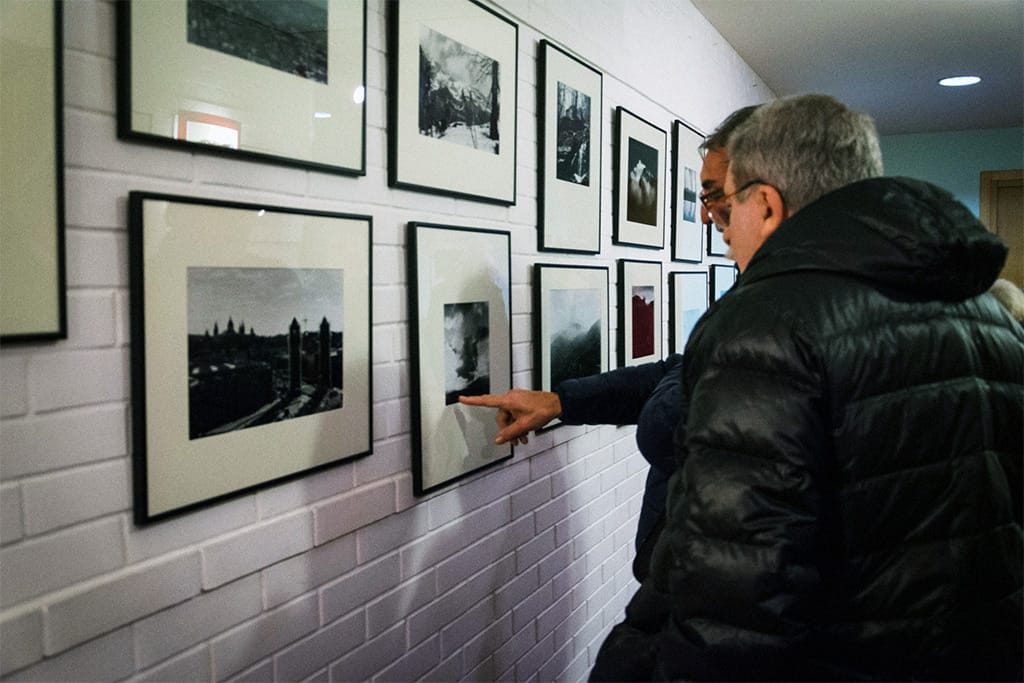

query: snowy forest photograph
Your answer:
[418,27,501,154]
[556,81,591,185]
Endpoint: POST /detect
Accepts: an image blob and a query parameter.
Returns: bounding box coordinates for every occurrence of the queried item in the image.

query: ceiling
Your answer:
[690,0,1024,135]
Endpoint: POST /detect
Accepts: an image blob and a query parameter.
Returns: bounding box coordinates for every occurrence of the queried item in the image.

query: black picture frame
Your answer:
[533,263,609,430]
[617,259,663,366]
[707,221,729,257]
[669,270,707,353]
[129,192,373,523]
[710,263,739,303]
[388,0,518,205]
[407,222,513,495]
[538,40,603,253]
[117,0,367,175]
[613,107,666,249]
[671,119,705,263]
[1,0,67,342]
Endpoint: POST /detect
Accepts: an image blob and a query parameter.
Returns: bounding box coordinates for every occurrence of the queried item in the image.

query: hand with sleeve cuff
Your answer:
[458,390,562,445]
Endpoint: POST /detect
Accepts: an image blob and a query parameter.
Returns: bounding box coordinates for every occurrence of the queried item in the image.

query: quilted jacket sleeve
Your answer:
[556,355,681,427]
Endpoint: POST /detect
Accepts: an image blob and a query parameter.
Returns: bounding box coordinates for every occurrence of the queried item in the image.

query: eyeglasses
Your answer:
[698,187,725,207]
[699,179,765,208]
[720,179,766,206]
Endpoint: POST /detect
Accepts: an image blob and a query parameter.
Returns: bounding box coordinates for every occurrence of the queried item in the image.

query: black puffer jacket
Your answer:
[653,177,1023,681]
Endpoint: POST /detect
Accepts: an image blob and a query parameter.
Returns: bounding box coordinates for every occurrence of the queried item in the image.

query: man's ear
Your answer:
[758,184,788,239]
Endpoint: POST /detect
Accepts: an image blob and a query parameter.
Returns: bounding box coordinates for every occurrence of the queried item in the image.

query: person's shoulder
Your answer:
[989,278,1024,323]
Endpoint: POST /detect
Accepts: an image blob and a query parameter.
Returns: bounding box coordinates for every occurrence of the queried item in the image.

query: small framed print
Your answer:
[118,0,367,175]
[388,0,518,204]
[618,259,663,367]
[671,120,705,262]
[710,263,739,303]
[129,193,373,523]
[538,40,603,253]
[669,271,708,354]
[408,222,513,495]
[534,264,609,429]
[707,221,729,257]
[1,0,66,342]
[614,107,666,249]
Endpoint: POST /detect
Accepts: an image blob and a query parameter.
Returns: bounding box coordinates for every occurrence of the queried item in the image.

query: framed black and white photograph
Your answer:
[618,259,663,367]
[669,271,707,353]
[538,40,602,253]
[408,223,513,495]
[614,107,666,249]
[1,0,66,342]
[129,193,372,523]
[388,0,518,204]
[708,222,729,256]
[534,264,609,429]
[710,263,739,303]
[118,0,366,175]
[672,120,705,262]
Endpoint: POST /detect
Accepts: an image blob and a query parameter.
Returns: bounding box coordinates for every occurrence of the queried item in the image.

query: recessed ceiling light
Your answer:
[939,75,981,87]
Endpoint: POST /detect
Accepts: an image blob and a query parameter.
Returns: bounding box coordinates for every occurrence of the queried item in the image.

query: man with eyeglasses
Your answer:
[460,106,759,585]
[594,93,1023,681]
[697,106,759,258]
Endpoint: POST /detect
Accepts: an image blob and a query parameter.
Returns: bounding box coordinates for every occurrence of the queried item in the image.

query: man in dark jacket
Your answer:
[463,107,760,581]
[597,94,1024,681]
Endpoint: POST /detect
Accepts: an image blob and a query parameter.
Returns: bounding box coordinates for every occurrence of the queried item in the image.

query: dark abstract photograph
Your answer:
[555,81,591,185]
[683,166,697,222]
[626,137,659,225]
[549,288,602,388]
[187,0,328,84]
[444,301,491,404]
[418,27,500,154]
[186,266,344,440]
[631,285,655,357]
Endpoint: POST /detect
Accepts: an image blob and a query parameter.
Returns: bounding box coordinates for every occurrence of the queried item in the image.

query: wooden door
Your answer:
[980,169,1023,287]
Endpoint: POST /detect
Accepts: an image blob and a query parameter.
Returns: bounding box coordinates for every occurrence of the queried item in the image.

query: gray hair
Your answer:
[699,104,760,158]
[727,94,883,213]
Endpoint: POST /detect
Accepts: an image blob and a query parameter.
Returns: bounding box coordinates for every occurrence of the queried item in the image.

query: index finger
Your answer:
[458,394,506,408]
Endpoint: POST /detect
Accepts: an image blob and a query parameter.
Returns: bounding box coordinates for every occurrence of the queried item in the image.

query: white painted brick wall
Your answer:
[0,517,125,608]
[132,574,262,670]
[45,551,202,654]
[264,534,358,611]
[21,460,130,535]
[365,571,437,639]
[319,552,400,624]
[0,608,42,676]
[272,611,366,682]
[0,482,24,545]
[201,510,315,589]
[211,594,320,680]
[0,0,770,679]
[131,646,211,683]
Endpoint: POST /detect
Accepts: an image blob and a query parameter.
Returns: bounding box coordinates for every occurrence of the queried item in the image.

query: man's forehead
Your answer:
[701,149,729,188]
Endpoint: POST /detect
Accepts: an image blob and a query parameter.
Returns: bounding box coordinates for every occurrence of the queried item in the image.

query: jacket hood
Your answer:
[743,177,1007,302]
